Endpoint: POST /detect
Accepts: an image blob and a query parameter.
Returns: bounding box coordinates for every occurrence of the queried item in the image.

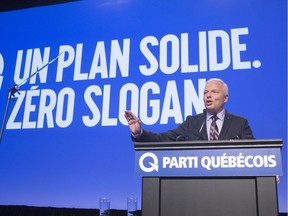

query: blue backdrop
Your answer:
[0,0,287,212]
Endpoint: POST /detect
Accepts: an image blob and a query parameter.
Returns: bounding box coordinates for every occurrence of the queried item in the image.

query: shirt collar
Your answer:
[206,109,225,121]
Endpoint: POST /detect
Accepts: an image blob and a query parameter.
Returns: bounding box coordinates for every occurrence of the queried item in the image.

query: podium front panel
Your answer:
[161,178,257,216]
[142,176,278,216]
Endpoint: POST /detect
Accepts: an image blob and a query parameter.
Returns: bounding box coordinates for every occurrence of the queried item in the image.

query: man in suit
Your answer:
[124,78,254,141]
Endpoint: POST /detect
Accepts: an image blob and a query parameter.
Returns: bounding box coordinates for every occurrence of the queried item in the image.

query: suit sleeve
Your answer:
[239,119,255,139]
[131,117,192,142]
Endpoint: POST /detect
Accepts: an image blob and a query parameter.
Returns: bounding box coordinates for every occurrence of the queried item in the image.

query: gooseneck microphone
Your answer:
[176,109,207,141]
[198,109,207,133]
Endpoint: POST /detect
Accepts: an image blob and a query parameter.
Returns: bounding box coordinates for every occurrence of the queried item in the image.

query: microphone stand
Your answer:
[0,85,20,143]
[0,52,64,144]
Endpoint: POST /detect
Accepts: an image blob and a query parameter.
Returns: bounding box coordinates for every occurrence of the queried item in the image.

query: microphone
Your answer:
[198,109,207,133]
[176,109,207,141]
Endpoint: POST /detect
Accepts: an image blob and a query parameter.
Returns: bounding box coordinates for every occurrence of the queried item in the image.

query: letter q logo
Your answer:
[139,152,159,172]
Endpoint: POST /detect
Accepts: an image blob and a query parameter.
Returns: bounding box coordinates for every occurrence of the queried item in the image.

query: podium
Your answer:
[134,139,283,216]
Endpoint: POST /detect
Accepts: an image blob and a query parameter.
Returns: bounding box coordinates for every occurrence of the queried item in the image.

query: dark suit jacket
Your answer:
[132,111,254,142]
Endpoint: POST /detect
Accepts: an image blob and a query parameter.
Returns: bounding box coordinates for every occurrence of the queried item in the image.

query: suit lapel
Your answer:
[219,112,231,139]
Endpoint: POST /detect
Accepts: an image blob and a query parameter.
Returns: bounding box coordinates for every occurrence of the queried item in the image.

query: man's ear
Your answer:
[224,95,229,103]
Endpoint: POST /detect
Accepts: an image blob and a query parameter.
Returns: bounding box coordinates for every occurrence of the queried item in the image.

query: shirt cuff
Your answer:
[131,128,143,138]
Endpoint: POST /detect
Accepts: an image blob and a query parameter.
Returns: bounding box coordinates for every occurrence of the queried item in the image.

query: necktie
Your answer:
[209,115,219,140]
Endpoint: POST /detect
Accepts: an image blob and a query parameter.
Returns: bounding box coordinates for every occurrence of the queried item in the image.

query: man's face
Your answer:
[203,80,228,114]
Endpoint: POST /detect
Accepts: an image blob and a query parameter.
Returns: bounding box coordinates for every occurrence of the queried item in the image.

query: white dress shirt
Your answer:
[206,109,225,140]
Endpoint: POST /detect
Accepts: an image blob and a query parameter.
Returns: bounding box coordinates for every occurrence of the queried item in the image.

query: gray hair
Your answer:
[206,78,229,96]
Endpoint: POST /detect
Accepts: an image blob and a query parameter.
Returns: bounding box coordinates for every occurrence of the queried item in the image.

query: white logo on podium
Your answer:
[139,152,159,172]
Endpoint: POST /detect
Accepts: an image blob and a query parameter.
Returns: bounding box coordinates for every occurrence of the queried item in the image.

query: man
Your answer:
[124,78,254,142]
